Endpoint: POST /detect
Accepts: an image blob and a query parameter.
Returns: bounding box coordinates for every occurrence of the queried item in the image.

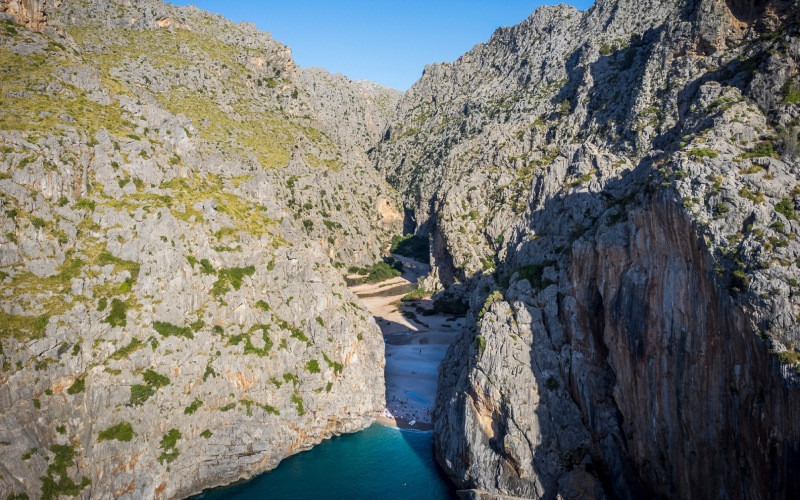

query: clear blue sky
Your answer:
[170,1,594,90]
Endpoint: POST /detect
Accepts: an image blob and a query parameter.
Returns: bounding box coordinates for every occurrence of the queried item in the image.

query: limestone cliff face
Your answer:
[0,0,53,31]
[568,193,800,499]
[0,1,399,498]
[375,0,800,497]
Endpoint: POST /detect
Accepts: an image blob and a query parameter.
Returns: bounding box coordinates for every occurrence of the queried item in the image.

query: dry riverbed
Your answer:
[349,254,463,431]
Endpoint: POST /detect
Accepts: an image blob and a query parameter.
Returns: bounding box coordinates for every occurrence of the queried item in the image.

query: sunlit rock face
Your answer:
[0,0,402,497]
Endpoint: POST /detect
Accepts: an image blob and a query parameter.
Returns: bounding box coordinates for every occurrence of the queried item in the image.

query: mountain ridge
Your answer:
[375,0,800,497]
[1,0,800,498]
[0,0,402,497]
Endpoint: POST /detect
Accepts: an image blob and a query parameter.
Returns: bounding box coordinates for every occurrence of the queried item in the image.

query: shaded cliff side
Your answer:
[373,0,800,497]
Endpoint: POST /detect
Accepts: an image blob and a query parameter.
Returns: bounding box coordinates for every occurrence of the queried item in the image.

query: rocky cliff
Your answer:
[373,0,800,497]
[0,0,400,498]
[0,0,52,31]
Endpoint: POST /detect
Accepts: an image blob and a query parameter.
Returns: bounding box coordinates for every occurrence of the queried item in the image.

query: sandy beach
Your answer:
[350,254,462,431]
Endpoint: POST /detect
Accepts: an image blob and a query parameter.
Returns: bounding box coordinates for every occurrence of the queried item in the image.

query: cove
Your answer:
[193,424,455,499]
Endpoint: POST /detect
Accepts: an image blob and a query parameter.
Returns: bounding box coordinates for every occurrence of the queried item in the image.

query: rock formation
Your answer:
[0,0,400,498]
[4,0,800,497]
[373,0,800,497]
[0,0,52,31]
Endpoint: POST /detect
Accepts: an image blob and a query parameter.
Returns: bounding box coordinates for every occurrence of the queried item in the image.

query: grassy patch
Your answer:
[239,399,279,416]
[211,265,255,298]
[306,153,344,171]
[292,393,306,416]
[776,198,797,221]
[306,359,320,373]
[243,324,273,355]
[129,384,155,406]
[689,147,718,160]
[0,257,84,339]
[109,338,144,360]
[153,321,193,339]
[184,398,203,415]
[0,311,50,340]
[502,262,556,290]
[199,258,215,274]
[568,172,595,188]
[323,353,343,375]
[157,429,181,465]
[349,258,403,284]
[40,444,91,500]
[143,369,170,388]
[475,335,486,354]
[158,87,315,168]
[783,77,800,104]
[740,164,765,175]
[0,47,136,140]
[66,377,85,395]
[274,317,309,343]
[228,324,273,356]
[283,373,299,386]
[107,175,281,241]
[478,291,504,319]
[203,362,218,381]
[730,269,750,294]
[97,250,140,280]
[161,176,279,236]
[200,429,213,438]
[98,422,134,442]
[129,369,170,405]
[777,350,800,364]
[738,141,778,160]
[739,187,765,203]
[401,287,427,301]
[219,402,236,412]
[104,298,128,327]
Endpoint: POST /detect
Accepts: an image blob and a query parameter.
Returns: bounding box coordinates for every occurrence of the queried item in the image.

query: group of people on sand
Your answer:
[381,395,432,424]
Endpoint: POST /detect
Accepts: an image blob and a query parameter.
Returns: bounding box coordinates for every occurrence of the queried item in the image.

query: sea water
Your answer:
[194,424,455,499]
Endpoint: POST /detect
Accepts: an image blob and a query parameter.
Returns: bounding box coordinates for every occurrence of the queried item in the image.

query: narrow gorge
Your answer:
[1,0,799,498]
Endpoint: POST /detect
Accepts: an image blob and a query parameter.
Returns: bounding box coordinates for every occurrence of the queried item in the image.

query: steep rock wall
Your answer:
[378,0,800,497]
[0,0,52,31]
[568,193,800,499]
[0,0,400,498]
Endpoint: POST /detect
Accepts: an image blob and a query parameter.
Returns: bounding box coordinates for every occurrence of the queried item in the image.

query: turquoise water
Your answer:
[194,424,455,500]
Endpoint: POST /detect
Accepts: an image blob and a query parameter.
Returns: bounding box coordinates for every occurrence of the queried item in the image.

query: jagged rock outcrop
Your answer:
[374,0,800,497]
[0,0,53,31]
[0,0,401,498]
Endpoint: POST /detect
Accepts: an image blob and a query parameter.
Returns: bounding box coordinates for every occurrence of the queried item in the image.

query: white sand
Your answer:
[350,255,463,430]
